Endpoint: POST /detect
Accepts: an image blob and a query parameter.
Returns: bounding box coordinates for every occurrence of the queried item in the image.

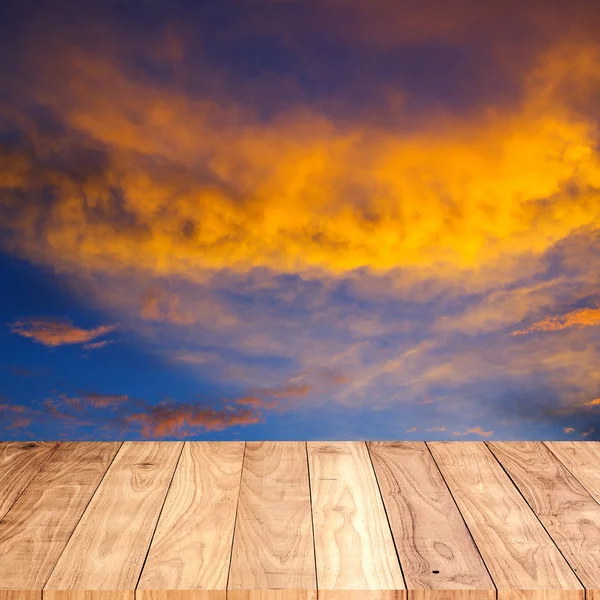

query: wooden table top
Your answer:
[0,441,598,600]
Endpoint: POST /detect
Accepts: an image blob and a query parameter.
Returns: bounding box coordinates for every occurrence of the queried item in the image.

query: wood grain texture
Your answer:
[228,442,316,600]
[308,441,405,600]
[0,442,119,595]
[489,441,600,593]
[428,442,583,600]
[137,442,245,600]
[44,592,132,600]
[368,442,494,600]
[0,442,58,521]
[0,590,40,600]
[545,443,600,504]
[44,442,183,600]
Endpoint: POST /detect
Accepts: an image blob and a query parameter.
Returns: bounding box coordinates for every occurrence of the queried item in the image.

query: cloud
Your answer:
[84,393,130,408]
[41,393,131,416]
[82,340,112,350]
[232,380,316,411]
[2,4,600,441]
[140,286,195,324]
[125,402,262,437]
[452,426,494,437]
[563,427,575,433]
[585,397,600,407]
[0,368,330,438]
[0,402,37,433]
[511,306,600,336]
[2,40,600,283]
[9,318,117,347]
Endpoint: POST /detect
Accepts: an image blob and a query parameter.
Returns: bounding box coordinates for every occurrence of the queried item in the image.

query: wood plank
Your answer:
[137,442,245,600]
[44,442,183,600]
[228,441,316,600]
[368,441,495,600]
[0,442,119,600]
[545,442,600,600]
[0,442,58,521]
[308,441,405,600]
[489,441,600,596]
[428,442,583,600]
[545,443,600,505]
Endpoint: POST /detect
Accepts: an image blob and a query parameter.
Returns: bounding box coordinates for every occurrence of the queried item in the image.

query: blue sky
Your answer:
[1,0,600,440]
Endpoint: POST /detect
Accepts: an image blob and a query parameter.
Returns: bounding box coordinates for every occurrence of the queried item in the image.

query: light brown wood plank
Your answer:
[544,442,600,600]
[545,443,600,505]
[0,442,119,599]
[44,442,183,600]
[0,442,58,522]
[368,441,495,600]
[428,442,583,600]
[228,441,316,600]
[489,441,600,595]
[308,441,405,600]
[136,442,245,600]
[0,590,40,600]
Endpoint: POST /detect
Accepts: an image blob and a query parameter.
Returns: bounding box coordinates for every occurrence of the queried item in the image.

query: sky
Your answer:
[1,0,600,440]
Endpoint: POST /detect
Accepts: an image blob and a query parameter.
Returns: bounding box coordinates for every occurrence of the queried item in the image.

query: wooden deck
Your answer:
[0,442,599,600]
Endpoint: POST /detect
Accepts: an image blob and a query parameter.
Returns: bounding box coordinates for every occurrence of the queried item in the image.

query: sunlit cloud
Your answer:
[140,287,195,324]
[125,403,262,438]
[452,427,494,437]
[9,318,117,347]
[1,1,600,439]
[2,42,600,281]
[511,306,600,336]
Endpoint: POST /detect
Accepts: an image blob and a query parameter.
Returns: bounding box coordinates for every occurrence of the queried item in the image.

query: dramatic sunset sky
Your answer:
[1,0,600,440]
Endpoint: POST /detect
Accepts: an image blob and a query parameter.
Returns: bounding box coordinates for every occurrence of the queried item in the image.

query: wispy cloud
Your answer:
[511,306,600,336]
[452,426,494,437]
[9,319,117,347]
[125,402,262,437]
[140,287,195,325]
[82,340,113,350]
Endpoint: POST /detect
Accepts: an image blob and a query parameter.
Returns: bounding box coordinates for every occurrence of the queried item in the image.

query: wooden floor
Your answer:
[0,442,599,600]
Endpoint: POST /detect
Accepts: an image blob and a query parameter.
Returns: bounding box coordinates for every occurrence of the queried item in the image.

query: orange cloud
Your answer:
[234,396,278,410]
[8,418,32,430]
[563,427,575,433]
[426,426,447,432]
[126,403,262,437]
[233,378,329,410]
[42,393,131,414]
[2,42,600,283]
[452,426,494,437]
[140,287,195,324]
[263,383,312,398]
[9,318,117,347]
[406,427,418,433]
[585,397,600,407]
[512,306,600,336]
